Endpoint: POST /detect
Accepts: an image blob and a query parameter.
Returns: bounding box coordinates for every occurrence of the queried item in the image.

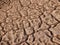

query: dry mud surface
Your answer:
[0,0,60,45]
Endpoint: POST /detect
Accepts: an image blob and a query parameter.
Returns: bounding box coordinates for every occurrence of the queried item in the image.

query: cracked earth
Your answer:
[0,0,60,45]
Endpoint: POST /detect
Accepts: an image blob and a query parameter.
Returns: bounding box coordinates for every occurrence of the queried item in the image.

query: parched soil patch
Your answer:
[0,0,60,45]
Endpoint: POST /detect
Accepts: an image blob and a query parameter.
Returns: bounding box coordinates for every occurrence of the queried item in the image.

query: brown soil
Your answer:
[0,0,60,45]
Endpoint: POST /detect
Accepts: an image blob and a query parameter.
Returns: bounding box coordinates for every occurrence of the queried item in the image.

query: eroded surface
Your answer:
[0,0,60,45]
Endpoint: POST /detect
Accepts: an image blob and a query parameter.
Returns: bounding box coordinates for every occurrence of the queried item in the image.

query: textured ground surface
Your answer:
[0,0,60,45]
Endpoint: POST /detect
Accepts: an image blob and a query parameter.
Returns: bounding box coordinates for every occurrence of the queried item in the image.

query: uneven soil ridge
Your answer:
[0,0,60,45]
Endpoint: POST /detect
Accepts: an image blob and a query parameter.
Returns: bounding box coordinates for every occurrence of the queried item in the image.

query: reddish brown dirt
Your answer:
[0,0,60,45]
